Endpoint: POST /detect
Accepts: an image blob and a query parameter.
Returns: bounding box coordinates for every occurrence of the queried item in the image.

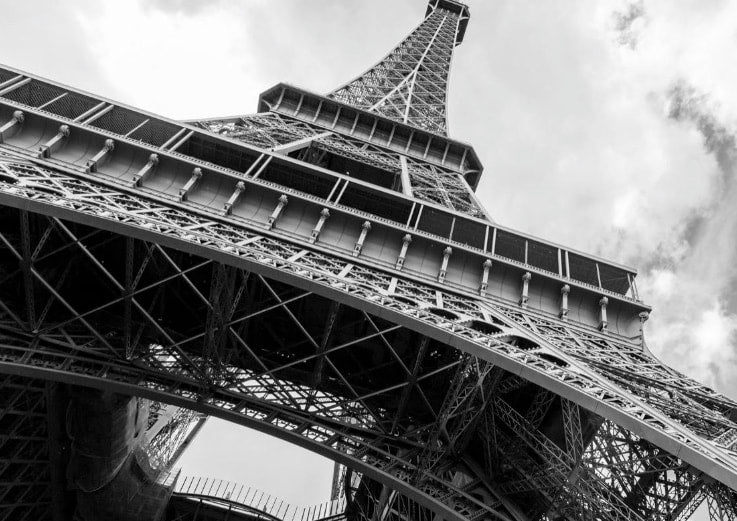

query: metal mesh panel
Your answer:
[598,263,631,295]
[260,165,334,199]
[2,80,66,107]
[418,206,453,237]
[0,68,17,84]
[451,218,485,249]
[128,120,181,147]
[182,135,260,173]
[340,184,412,224]
[527,240,558,274]
[568,253,600,287]
[495,230,526,264]
[43,92,98,120]
[90,106,147,135]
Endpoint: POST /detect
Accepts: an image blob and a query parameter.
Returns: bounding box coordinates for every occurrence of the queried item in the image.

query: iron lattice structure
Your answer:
[0,1,736,520]
[329,1,469,135]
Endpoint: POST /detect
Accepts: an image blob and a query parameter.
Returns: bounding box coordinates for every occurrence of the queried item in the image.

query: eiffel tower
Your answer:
[0,0,736,519]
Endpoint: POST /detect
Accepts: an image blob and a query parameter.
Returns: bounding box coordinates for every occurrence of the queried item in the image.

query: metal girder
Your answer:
[330,4,463,135]
[0,168,723,520]
[0,32,735,519]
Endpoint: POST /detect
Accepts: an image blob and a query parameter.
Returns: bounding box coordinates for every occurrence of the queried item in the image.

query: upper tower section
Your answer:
[329,0,470,136]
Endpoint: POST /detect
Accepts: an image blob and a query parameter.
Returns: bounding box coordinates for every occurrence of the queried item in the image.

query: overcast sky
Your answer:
[3,0,736,513]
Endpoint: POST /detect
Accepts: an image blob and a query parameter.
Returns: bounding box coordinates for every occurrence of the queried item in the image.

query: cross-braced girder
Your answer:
[330,3,468,135]
[0,200,735,520]
[197,113,488,219]
[0,5,735,514]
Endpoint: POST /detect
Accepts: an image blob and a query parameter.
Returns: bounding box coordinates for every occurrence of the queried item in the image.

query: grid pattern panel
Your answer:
[90,106,148,135]
[42,92,99,120]
[128,119,181,147]
[2,81,66,108]
[0,69,16,84]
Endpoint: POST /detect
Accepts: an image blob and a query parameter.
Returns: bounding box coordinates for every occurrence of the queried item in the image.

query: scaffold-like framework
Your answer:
[0,1,735,520]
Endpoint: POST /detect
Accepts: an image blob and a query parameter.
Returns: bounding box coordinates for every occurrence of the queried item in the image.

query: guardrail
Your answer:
[175,476,346,521]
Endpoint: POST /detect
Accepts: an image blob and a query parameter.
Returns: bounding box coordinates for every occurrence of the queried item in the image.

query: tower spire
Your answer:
[329,0,470,136]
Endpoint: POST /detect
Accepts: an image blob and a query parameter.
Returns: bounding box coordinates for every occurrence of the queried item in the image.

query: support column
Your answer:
[353,221,372,257]
[396,234,412,269]
[438,247,452,283]
[267,194,288,229]
[520,272,531,308]
[479,259,492,296]
[560,284,570,321]
[598,296,608,332]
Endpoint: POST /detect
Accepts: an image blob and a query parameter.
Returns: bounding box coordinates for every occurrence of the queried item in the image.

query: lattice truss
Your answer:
[145,402,203,470]
[2,156,737,520]
[0,377,52,521]
[329,4,462,135]
[199,113,485,218]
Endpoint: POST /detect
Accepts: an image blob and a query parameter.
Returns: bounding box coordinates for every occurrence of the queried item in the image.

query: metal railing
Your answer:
[175,476,346,521]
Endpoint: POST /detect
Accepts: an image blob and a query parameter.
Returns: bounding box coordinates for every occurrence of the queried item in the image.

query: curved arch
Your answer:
[425,307,460,321]
[1,171,737,501]
[0,330,504,521]
[465,320,503,336]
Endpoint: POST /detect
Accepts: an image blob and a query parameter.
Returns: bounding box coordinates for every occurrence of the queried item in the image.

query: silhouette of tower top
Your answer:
[330,0,471,136]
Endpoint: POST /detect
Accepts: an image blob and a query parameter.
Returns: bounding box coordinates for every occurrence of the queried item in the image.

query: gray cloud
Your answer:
[668,81,737,179]
[613,0,646,49]
[142,0,224,15]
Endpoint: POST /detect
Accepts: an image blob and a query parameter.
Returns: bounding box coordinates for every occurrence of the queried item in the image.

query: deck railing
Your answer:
[175,476,346,521]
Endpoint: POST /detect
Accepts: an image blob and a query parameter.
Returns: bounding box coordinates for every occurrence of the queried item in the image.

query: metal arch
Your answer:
[1,166,736,502]
[0,331,508,521]
[0,214,734,520]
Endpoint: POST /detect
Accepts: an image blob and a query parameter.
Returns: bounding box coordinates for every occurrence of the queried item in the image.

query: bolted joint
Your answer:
[353,220,372,257]
[396,234,412,270]
[438,246,453,283]
[479,258,492,296]
[520,272,531,308]
[560,284,570,321]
